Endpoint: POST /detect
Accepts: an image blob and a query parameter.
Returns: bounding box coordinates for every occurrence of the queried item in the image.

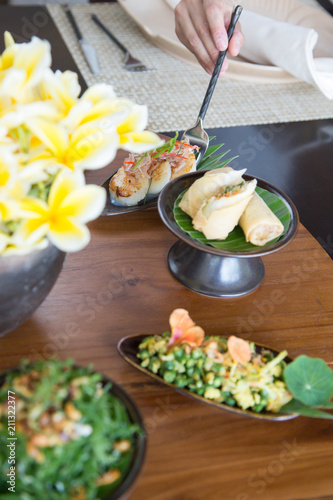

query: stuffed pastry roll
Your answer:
[179,166,247,219]
[239,192,284,246]
[192,179,257,240]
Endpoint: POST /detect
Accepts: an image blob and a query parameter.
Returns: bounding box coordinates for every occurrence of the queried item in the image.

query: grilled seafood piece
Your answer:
[170,153,196,179]
[148,160,172,195]
[109,136,199,206]
[109,166,149,206]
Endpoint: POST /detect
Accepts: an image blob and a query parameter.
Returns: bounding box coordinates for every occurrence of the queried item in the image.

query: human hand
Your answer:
[174,0,244,76]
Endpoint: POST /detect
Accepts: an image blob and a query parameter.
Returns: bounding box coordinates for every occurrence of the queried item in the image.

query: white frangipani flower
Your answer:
[0,101,60,132]
[81,83,117,103]
[15,169,106,252]
[116,104,164,153]
[26,116,121,171]
[0,33,164,255]
[38,68,81,117]
[0,34,51,103]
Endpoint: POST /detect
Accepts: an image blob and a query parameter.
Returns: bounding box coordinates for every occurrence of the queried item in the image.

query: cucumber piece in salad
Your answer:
[137,334,292,413]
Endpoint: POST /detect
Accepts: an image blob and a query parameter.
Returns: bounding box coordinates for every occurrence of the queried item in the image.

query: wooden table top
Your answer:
[1,149,333,500]
[0,6,332,499]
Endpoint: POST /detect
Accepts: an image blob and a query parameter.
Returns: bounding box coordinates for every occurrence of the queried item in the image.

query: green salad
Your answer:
[136,308,333,420]
[137,333,292,414]
[0,359,142,500]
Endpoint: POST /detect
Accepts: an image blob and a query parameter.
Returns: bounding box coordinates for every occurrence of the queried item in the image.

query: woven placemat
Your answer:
[47,2,333,132]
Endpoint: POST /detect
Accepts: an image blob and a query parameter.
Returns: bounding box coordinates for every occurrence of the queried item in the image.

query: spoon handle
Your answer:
[198,5,243,122]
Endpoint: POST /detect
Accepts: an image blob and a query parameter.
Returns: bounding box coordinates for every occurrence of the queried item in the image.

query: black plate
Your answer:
[0,365,146,500]
[158,171,299,258]
[118,334,298,422]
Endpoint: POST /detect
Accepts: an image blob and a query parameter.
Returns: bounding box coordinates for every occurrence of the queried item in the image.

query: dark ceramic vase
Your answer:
[0,243,66,337]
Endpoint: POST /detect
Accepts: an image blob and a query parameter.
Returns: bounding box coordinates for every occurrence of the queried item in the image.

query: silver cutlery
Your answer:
[63,4,100,76]
[91,14,150,72]
[182,5,243,165]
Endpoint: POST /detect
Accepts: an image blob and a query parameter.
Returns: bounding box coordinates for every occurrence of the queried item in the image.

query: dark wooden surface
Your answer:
[1,148,333,500]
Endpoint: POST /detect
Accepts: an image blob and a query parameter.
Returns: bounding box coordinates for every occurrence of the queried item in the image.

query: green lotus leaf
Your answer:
[284,355,333,407]
[280,399,333,419]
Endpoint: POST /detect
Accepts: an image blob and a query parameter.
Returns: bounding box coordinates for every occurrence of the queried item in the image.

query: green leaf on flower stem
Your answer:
[17,125,30,154]
[280,399,333,420]
[284,355,333,406]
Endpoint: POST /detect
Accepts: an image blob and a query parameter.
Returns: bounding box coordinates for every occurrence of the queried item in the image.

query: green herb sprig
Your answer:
[196,136,238,171]
[130,133,236,173]
[151,132,179,159]
[130,133,179,171]
[131,152,148,170]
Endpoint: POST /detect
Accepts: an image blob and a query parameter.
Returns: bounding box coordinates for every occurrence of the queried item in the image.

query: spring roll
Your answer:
[193,179,257,240]
[239,192,284,246]
[179,167,247,219]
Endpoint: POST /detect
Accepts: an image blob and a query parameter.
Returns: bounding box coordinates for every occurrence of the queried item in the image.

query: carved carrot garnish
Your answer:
[227,335,252,364]
[168,309,205,348]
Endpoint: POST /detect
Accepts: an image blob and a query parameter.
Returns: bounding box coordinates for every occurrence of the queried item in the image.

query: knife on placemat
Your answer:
[63,4,100,76]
